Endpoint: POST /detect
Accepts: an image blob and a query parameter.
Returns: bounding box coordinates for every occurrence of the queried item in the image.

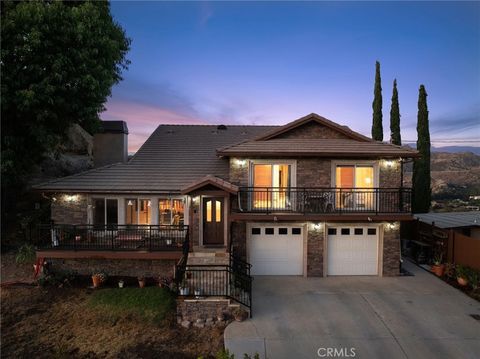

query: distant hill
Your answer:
[404,151,480,198]
[432,146,480,155]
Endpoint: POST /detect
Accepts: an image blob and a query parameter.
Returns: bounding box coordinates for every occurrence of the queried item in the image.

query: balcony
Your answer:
[35,224,189,252]
[234,187,412,214]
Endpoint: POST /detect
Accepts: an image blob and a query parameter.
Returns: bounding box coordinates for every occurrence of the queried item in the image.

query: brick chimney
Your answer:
[93,121,129,168]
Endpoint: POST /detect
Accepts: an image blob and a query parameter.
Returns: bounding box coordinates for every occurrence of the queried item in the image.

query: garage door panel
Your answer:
[248,225,304,276]
[328,227,379,276]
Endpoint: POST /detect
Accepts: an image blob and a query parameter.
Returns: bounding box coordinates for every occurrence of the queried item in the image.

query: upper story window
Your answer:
[93,198,118,228]
[252,163,291,188]
[250,162,294,209]
[335,164,376,209]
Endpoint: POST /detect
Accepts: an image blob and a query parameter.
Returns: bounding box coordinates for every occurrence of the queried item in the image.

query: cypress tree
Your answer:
[371,61,383,141]
[412,85,431,213]
[390,79,401,145]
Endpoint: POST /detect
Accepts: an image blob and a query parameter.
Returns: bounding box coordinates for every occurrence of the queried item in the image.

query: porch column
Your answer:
[118,197,125,225]
[183,196,190,226]
[150,197,159,225]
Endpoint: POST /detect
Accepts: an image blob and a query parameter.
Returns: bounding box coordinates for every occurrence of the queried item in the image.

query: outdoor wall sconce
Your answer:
[64,194,78,202]
[383,160,395,168]
[312,223,322,231]
[235,159,247,167]
[386,222,397,231]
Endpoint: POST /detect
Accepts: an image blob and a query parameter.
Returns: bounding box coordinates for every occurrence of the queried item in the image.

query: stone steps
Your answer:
[187,250,229,266]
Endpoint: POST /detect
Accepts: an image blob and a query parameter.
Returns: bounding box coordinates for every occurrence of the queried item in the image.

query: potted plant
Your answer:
[118,279,125,288]
[91,271,107,288]
[444,262,456,280]
[232,307,248,322]
[431,252,445,277]
[194,288,202,298]
[138,276,146,288]
[456,265,469,286]
[179,278,189,296]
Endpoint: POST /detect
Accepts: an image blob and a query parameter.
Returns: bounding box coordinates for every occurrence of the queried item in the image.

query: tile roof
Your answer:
[254,113,373,142]
[34,125,276,194]
[414,212,480,229]
[217,138,419,157]
[181,175,239,194]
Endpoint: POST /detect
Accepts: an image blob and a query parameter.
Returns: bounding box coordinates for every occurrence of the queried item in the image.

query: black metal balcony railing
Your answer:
[235,187,412,214]
[35,224,189,251]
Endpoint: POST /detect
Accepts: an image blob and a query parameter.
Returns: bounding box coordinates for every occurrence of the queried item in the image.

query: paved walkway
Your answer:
[225,260,480,359]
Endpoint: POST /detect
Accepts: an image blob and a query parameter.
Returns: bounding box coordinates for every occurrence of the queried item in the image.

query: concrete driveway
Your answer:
[225,260,480,359]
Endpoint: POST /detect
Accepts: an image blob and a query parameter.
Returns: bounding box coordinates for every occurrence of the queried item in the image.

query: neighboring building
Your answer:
[34,113,418,279]
[413,211,480,270]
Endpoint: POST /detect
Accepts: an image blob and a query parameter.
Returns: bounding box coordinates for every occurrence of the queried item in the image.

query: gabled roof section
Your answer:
[254,113,373,142]
[181,175,238,195]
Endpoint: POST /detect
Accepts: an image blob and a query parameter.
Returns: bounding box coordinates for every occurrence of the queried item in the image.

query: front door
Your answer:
[203,197,224,245]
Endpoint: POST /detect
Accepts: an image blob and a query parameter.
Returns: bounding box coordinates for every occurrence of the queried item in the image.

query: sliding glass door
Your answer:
[252,163,291,210]
[335,165,375,210]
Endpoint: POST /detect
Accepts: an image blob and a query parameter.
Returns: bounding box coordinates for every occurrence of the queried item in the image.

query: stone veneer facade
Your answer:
[51,194,88,224]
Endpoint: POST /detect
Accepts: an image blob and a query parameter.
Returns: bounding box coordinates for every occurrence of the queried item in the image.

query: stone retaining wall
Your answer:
[176,298,236,328]
[48,258,176,277]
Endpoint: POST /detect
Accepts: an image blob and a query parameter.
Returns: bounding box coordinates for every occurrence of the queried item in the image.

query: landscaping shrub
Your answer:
[37,268,77,287]
[15,243,35,264]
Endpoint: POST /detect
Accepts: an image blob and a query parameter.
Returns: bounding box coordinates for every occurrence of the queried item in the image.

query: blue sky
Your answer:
[103,1,480,151]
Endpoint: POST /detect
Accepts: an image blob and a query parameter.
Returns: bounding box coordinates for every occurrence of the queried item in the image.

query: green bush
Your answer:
[467,268,479,291]
[15,243,36,264]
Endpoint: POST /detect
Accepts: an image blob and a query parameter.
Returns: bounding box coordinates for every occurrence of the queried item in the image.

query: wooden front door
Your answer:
[203,197,224,245]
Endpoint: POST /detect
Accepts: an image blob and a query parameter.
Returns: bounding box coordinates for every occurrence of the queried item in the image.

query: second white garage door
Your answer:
[247,224,304,275]
[327,226,379,276]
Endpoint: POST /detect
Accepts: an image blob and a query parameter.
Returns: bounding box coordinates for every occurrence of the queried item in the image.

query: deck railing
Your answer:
[35,224,189,251]
[235,187,412,214]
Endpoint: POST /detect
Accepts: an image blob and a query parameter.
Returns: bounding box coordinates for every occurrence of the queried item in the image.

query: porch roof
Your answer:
[181,175,239,195]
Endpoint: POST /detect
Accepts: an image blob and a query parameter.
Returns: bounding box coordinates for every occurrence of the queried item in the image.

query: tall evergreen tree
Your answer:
[389,79,401,145]
[371,61,383,141]
[412,85,431,213]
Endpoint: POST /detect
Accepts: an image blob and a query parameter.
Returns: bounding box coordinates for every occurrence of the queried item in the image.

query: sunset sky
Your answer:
[102,1,480,152]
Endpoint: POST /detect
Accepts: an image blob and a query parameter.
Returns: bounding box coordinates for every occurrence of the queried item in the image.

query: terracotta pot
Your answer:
[431,264,445,277]
[92,275,102,288]
[138,279,146,288]
[457,277,468,286]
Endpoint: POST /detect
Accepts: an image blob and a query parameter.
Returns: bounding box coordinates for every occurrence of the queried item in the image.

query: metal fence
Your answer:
[235,187,412,214]
[177,264,252,313]
[35,224,189,251]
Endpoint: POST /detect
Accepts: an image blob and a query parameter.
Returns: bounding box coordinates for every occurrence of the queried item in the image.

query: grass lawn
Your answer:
[89,287,176,324]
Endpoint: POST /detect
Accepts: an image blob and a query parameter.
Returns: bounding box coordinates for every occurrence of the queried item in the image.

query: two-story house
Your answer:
[34,113,418,282]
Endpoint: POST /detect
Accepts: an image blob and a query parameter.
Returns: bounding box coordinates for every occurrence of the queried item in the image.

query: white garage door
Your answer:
[247,224,304,275]
[327,226,379,275]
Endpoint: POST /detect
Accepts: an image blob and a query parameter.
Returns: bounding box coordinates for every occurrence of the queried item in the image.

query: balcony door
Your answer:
[252,163,292,210]
[335,165,375,210]
[203,197,224,245]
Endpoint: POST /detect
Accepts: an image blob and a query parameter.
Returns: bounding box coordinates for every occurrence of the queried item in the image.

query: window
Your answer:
[159,199,184,225]
[354,228,364,235]
[252,163,292,209]
[279,228,288,235]
[328,228,337,235]
[335,164,375,209]
[126,198,152,225]
[292,228,302,235]
[265,228,274,235]
[367,228,377,235]
[93,198,118,227]
[251,227,261,235]
[341,228,350,235]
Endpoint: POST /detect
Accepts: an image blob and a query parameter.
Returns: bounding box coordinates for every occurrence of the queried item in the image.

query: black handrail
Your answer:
[35,224,189,251]
[235,187,412,214]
